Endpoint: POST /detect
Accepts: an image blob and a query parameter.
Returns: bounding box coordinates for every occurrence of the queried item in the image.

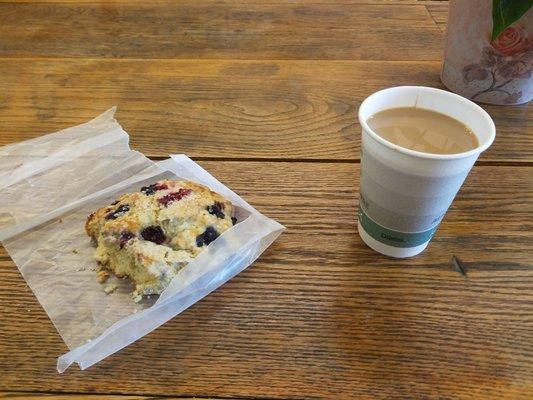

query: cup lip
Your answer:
[358,86,496,160]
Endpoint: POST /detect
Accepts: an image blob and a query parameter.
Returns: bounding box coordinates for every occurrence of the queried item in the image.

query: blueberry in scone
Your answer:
[86,180,235,302]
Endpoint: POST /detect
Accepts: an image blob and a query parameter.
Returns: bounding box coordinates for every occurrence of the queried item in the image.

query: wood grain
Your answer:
[0,1,442,60]
[0,59,531,162]
[1,162,531,399]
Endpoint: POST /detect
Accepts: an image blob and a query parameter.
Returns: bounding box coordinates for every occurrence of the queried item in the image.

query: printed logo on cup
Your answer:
[358,201,439,248]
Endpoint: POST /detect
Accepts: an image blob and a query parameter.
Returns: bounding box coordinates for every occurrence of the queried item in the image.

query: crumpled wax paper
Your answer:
[0,108,284,372]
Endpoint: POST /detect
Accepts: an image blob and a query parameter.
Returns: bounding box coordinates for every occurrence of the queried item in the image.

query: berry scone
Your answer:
[86,179,236,302]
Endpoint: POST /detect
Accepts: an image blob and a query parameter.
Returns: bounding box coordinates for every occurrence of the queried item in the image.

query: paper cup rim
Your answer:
[358,86,496,160]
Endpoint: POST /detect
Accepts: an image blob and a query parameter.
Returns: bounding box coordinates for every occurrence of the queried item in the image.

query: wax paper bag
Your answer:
[0,108,284,372]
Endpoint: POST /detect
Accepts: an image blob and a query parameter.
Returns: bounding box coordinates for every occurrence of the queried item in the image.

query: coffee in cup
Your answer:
[367,107,479,155]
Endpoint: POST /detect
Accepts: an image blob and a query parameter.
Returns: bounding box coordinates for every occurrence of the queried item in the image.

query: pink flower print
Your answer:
[492,26,529,56]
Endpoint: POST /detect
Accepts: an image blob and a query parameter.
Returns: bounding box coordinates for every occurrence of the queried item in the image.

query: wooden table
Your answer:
[0,1,531,399]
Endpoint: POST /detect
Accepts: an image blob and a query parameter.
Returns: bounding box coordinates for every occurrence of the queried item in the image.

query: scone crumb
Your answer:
[97,270,110,283]
[104,284,118,294]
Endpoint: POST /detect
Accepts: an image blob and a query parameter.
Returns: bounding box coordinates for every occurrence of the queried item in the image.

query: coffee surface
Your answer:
[367,107,478,154]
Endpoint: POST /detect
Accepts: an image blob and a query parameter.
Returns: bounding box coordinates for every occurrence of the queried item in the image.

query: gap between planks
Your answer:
[0,0,449,5]
[151,157,533,167]
[0,57,445,63]
[0,390,292,400]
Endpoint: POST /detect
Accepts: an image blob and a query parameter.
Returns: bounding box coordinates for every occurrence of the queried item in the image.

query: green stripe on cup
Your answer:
[358,207,438,248]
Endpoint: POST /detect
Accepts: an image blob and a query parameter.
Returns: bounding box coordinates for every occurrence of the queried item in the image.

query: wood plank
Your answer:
[0,59,530,162]
[0,1,442,60]
[1,162,531,399]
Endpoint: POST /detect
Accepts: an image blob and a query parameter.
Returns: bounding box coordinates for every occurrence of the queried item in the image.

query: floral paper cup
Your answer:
[441,0,532,105]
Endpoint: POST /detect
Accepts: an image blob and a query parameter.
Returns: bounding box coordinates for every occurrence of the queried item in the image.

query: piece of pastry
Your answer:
[86,179,235,301]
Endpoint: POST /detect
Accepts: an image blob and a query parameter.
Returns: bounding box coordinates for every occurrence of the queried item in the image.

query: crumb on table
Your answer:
[104,284,118,294]
[97,270,110,283]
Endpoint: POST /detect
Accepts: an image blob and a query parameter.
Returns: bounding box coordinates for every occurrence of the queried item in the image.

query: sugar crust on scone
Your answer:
[86,179,235,301]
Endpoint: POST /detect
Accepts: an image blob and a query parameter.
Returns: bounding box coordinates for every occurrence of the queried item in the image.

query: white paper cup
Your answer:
[357,86,495,258]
